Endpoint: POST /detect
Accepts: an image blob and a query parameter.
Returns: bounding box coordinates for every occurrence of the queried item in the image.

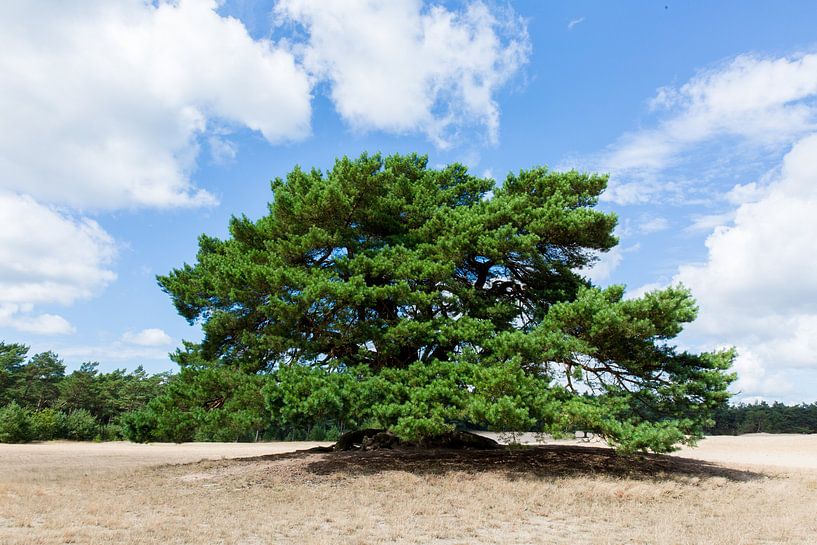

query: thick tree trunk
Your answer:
[332,428,387,451]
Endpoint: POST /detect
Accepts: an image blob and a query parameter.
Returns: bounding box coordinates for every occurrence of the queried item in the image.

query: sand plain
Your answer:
[1,435,815,544]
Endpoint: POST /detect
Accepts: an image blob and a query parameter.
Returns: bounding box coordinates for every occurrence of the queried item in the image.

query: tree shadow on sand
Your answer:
[241,445,763,483]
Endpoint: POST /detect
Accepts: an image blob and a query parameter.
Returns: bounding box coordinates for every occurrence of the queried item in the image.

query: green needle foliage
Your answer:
[159,153,735,452]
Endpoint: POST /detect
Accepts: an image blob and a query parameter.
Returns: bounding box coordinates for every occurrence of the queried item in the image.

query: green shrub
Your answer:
[119,409,159,443]
[306,423,341,442]
[64,409,99,440]
[30,408,67,440]
[192,409,259,442]
[0,402,32,443]
[98,422,123,441]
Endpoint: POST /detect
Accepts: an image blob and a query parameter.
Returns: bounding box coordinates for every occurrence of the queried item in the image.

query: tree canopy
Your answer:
[159,153,735,452]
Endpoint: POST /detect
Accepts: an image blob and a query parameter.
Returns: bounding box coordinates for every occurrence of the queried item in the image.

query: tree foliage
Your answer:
[157,153,733,452]
[120,353,269,443]
[0,342,31,407]
[0,342,170,443]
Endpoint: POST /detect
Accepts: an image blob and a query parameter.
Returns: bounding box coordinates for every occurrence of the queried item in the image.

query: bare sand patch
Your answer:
[0,440,329,484]
[480,432,817,471]
[674,433,817,471]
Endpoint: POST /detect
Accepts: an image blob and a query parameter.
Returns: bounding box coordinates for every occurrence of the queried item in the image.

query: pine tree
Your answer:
[159,153,734,452]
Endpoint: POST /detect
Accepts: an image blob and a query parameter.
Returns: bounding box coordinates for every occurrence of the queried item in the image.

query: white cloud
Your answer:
[637,216,670,235]
[685,211,735,233]
[725,181,768,205]
[0,0,527,343]
[676,134,817,400]
[58,343,174,364]
[0,192,116,335]
[583,246,624,284]
[0,304,75,335]
[564,50,817,401]
[208,134,238,164]
[597,52,817,204]
[0,0,312,210]
[638,218,669,234]
[567,17,585,30]
[0,0,314,335]
[730,350,793,400]
[276,0,529,147]
[42,328,177,368]
[122,328,173,347]
[0,193,116,305]
[624,282,665,301]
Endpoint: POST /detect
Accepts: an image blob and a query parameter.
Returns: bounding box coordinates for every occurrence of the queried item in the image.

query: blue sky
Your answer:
[2,0,817,403]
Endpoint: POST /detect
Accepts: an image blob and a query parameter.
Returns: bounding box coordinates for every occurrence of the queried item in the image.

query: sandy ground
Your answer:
[3,434,813,475]
[1,435,816,545]
[674,433,817,470]
[0,440,328,480]
[480,432,817,471]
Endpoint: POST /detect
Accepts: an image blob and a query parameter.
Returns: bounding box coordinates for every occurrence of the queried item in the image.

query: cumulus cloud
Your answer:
[581,51,817,401]
[122,328,173,347]
[674,134,817,400]
[0,193,116,335]
[1,1,528,211]
[729,350,794,400]
[0,0,527,342]
[0,305,75,335]
[276,0,529,147]
[0,0,312,210]
[596,52,817,204]
[0,0,315,334]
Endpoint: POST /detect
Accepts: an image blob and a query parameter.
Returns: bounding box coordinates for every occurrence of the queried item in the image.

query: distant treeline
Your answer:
[3,340,817,443]
[706,402,817,435]
[0,342,168,443]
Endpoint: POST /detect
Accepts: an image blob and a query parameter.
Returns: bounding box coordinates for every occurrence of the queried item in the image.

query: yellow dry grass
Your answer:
[1,436,816,545]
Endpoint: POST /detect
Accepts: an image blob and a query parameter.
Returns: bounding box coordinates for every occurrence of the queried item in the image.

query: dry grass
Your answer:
[1,436,816,544]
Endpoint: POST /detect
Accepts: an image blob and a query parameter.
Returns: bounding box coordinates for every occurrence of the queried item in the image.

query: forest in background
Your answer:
[0,342,168,442]
[2,341,815,443]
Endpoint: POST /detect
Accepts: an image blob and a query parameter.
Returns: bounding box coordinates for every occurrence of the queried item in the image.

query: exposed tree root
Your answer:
[331,429,500,451]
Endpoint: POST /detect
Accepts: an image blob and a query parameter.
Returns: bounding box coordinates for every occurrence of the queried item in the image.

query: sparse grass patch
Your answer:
[1,437,816,544]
